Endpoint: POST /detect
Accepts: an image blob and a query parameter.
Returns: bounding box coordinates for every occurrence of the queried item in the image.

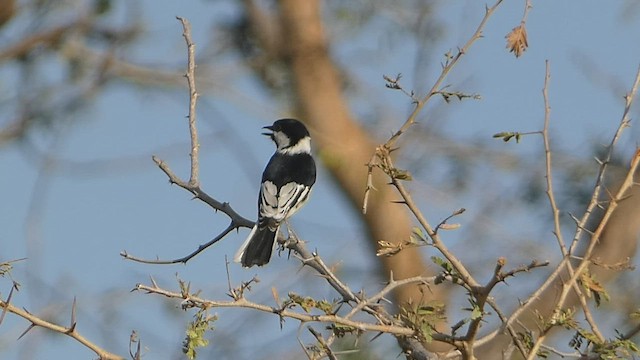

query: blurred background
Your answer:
[1,0,640,359]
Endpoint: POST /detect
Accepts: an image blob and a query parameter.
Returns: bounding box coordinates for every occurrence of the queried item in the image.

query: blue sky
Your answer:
[1,1,640,359]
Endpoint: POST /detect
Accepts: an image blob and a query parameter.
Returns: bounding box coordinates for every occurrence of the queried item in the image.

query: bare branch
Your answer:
[568,65,640,254]
[382,151,479,289]
[121,222,238,264]
[119,17,257,264]
[364,0,505,212]
[524,65,640,360]
[384,0,504,149]
[541,61,568,255]
[0,298,124,360]
[176,16,201,187]
[307,326,338,360]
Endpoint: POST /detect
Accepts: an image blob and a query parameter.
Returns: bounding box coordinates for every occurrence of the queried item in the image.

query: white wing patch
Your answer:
[259,180,311,223]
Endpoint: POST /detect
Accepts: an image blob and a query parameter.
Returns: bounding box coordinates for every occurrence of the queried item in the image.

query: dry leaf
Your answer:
[506,25,529,58]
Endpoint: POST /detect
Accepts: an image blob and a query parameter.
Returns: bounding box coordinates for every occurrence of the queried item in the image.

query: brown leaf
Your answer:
[506,25,529,58]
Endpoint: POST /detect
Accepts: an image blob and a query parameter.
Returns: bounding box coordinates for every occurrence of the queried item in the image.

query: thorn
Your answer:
[18,324,36,340]
[70,297,77,331]
[150,276,159,288]
[370,331,385,342]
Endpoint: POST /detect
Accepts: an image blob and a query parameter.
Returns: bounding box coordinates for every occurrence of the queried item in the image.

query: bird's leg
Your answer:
[285,220,299,241]
[279,220,299,259]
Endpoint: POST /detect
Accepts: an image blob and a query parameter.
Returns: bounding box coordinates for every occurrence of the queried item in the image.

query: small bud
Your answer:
[439,223,461,231]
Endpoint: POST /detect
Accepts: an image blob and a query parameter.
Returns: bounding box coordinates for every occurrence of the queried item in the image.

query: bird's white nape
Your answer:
[280,136,311,155]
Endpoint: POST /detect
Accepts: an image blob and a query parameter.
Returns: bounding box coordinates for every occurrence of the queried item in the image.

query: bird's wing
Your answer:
[259,181,310,224]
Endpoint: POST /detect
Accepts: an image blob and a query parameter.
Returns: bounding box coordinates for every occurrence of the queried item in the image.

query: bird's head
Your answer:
[263,118,311,154]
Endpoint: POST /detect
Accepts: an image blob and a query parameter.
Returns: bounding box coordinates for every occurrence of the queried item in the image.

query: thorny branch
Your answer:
[133,279,463,346]
[541,61,567,256]
[363,0,504,214]
[120,18,253,265]
[0,296,124,360]
[121,18,441,358]
[365,0,640,355]
[117,7,640,360]
[523,66,640,359]
[177,17,201,187]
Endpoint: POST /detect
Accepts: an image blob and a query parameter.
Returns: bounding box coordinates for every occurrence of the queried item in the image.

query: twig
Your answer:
[344,274,436,320]
[0,21,86,62]
[134,283,426,339]
[463,260,549,358]
[568,65,640,254]
[294,249,394,327]
[434,208,466,235]
[525,65,640,360]
[307,326,338,360]
[121,222,238,264]
[477,297,529,358]
[384,153,479,289]
[176,16,200,187]
[0,298,124,360]
[385,0,504,149]
[521,0,533,25]
[554,71,640,315]
[129,330,142,360]
[363,0,505,210]
[533,63,605,345]
[120,17,254,264]
[540,61,567,255]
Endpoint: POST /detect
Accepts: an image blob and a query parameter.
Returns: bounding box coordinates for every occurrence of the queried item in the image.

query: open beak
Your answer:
[262,125,274,137]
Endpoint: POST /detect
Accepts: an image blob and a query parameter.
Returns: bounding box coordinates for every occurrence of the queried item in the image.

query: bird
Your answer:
[234,118,316,267]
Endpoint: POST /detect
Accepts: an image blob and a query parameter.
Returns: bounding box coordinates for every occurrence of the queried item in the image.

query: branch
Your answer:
[385,0,504,149]
[0,20,85,62]
[463,259,549,358]
[307,326,338,360]
[0,298,124,360]
[568,65,640,254]
[522,65,640,359]
[134,282,423,338]
[176,16,201,186]
[120,18,252,264]
[363,0,504,212]
[121,222,239,264]
[541,61,567,255]
[383,152,479,289]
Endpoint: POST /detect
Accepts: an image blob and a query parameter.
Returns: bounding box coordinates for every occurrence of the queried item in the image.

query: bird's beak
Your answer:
[262,125,274,137]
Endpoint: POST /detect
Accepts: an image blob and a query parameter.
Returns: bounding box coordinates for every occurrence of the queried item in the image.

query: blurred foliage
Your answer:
[183,309,218,360]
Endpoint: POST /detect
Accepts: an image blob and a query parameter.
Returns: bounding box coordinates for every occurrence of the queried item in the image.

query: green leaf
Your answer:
[182,309,217,359]
[393,168,413,181]
[471,306,482,320]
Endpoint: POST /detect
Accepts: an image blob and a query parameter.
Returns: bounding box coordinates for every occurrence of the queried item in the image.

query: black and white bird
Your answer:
[234,118,316,267]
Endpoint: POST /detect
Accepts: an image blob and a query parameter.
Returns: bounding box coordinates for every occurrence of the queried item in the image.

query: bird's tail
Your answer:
[233,225,278,267]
